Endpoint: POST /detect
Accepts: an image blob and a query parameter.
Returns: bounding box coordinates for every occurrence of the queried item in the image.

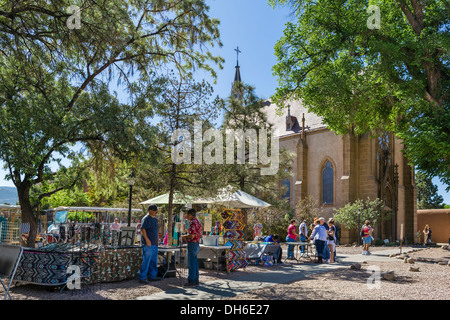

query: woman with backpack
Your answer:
[361,220,373,255]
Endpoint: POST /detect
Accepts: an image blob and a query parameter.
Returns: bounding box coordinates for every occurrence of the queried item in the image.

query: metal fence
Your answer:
[0,220,22,245]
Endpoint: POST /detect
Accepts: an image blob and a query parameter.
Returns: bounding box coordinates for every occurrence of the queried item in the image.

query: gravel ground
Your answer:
[225,245,450,301]
[2,245,449,300]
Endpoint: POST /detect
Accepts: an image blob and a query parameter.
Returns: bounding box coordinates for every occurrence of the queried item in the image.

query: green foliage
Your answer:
[416,171,444,209]
[0,1,223,245]
[248,206,290,240]
[67,211,94,223]
[221,82,295,196]
[294,195,324,226]
[269,0,450,188]
[333,198,392,230]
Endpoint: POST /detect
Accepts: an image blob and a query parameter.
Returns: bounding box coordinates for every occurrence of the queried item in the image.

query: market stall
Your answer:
[14,206,146,287]
[139,187,272,274]
[197,186,272,272]
[139,192,211,279]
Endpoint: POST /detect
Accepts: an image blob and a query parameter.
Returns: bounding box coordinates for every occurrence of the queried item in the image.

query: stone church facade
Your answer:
[263,99,417,244]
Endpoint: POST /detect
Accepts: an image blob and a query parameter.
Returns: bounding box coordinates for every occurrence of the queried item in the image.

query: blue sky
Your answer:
[0,0,449,204]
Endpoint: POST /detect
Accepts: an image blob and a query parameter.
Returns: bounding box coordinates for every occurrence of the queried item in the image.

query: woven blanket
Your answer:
[15,250,72,285]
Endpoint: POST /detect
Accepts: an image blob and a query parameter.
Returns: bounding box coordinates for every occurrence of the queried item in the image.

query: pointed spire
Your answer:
[233,46,242,83]
[231,46,243,99]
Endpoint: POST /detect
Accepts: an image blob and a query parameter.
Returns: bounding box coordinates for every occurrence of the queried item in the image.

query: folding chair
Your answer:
[0,244,23,300]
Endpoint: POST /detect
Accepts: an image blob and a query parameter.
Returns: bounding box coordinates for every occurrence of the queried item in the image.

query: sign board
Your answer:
[203,213,212,232]
[119,227,136,246]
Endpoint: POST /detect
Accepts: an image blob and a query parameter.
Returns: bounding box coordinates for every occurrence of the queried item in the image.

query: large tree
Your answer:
[416,171,444,209]
[269,0,450,188]
[220,82,294,239]
[147,71,223,245]
[0,0,222,246]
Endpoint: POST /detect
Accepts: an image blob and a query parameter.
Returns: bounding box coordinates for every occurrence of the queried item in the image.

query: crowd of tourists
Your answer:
[264,217,376,263]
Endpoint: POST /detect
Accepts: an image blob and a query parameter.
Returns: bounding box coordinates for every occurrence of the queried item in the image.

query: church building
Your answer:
[263,100,417,244]
[231,48,417,244]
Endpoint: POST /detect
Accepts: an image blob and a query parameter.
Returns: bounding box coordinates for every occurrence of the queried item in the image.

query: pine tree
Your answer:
[416,171,444,209]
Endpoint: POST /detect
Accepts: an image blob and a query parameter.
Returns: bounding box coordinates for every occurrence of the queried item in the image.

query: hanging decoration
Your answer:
[221,208,248,271]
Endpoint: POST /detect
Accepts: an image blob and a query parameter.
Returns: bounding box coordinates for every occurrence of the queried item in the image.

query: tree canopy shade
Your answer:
[0,0,223,246]
[416,171,444,209]
[269,0,450,188]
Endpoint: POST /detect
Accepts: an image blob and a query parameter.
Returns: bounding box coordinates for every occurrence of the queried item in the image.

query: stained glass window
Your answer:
[322,161,334,204]
[281,178,290,202]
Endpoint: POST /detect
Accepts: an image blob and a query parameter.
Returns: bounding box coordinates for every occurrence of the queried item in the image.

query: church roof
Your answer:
[262,99,327,138]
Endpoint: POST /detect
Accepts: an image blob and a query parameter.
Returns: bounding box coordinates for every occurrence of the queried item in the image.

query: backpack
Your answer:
[360,226,365,238]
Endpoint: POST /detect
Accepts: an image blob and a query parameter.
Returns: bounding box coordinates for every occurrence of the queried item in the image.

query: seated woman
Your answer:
[263,234,283,264]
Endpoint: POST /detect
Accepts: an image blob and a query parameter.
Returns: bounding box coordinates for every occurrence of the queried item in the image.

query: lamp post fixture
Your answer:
[127,170,136,227]
[357,209,361,246]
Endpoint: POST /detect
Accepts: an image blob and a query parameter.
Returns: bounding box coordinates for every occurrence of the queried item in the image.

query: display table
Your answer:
[93,246,142,283]
[199,244,232,273]
[157,246,187,282]
[245,242,282,264]
[283,241,315,262]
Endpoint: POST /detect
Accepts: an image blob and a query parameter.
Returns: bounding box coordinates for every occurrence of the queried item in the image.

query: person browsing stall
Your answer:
[327,218,337,263]
[309,219,327,263]
[181,208,203,287]
[111,218,121,231]
[286,219,299,260]
[299,219,308,255]
[263,234,283,264]
[138,205,161,284]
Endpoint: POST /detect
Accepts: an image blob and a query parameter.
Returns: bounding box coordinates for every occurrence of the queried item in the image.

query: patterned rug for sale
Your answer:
[14,244,142,285]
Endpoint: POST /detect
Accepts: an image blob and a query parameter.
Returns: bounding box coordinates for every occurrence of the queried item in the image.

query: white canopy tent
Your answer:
[139,191,213,205]
[208,186,271,209]
[140,186,271,209]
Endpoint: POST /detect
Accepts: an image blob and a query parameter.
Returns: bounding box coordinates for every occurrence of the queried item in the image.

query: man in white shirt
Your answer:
[299,219,308,255]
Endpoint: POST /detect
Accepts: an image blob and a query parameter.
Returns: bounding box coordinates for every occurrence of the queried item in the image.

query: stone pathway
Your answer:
[135,248,410,300]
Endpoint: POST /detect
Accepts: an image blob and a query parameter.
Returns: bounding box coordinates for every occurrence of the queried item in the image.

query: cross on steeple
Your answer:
[234,46,241,66]
[232,46,242,99]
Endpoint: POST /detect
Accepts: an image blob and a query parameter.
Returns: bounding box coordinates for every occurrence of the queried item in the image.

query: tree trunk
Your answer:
[167,163,177,246]
[17,181,37,248]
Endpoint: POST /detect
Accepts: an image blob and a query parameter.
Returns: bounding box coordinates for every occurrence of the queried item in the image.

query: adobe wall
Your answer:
[417,209,450,244]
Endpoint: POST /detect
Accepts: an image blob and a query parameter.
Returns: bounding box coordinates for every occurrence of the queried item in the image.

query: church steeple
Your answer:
[231,46,242,99]
[231,47,242,99]
[234,46,242,82]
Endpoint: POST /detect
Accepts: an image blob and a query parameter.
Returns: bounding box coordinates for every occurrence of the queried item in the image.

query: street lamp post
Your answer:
[357,209,361,246]
[127,170,136,227]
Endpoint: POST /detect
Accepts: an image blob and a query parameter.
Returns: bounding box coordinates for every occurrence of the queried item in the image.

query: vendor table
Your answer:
[14,244,143,286]
[283,241,315,263]
[244,242,282,264]
[157,246,187,283]
[199,244,231,274]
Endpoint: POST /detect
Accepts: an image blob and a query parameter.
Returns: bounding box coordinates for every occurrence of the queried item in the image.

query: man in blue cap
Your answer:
[138,204,161,284]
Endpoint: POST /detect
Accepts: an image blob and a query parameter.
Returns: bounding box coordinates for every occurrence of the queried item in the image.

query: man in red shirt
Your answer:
[181,208,202,286]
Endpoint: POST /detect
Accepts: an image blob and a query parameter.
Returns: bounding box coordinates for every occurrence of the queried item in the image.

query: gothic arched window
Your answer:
[281,178,291,202]
[322,161,334,204]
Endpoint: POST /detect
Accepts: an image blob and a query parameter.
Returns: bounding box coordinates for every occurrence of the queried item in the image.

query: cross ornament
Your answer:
[234,46,241,65]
